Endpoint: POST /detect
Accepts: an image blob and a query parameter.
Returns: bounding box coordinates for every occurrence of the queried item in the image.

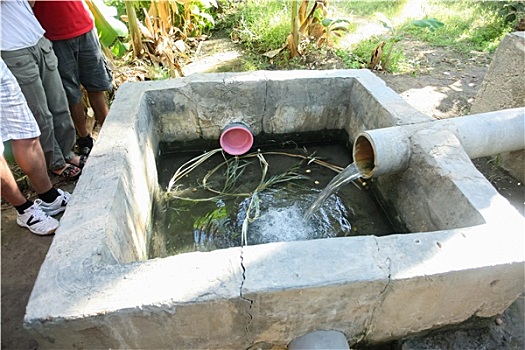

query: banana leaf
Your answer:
[410,18,445,32]
[85,0,129,58]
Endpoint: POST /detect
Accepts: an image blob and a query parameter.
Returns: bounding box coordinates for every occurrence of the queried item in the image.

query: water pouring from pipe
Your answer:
[305,107,525,221]
[304,162,361,221]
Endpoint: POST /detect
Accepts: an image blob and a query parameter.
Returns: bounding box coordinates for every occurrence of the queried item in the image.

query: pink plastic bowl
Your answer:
[220,124,254,155]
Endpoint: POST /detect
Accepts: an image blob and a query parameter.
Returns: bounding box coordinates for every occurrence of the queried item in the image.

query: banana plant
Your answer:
[121,0,217,77]
[282,0,349,59]
[124,0,143,58]
[86,0,218,78]
[312,15,350,47]
[84,0,129,58]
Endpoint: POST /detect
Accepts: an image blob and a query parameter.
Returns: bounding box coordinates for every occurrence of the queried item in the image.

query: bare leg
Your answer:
[3,144,60,235]
[10,138,53,194]
[87,91,108,127]
[69,101,90,138]
[0,154,27,206]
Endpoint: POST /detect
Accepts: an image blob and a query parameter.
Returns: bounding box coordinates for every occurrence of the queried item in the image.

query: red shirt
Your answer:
[33,1,93,41]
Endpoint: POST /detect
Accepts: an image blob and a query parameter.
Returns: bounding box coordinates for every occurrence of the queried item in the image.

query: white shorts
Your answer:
[0,57,40,147]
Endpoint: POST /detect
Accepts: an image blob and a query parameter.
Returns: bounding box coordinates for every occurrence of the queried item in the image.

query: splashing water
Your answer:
[236,188,352,245]
[304,162,362,221]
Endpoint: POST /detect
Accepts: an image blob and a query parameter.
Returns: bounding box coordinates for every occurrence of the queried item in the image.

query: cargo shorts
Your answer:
[52,28,113,104]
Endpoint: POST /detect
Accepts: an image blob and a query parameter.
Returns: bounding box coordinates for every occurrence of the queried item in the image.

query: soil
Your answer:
[1,30,523,349]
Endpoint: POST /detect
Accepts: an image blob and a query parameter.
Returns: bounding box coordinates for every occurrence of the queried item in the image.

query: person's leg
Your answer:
[0,153,28,207]
[75,90,108,155]
[0,57,53,191]
[0,58,69,223]
[87,90,108,126]
[79,28,112,129]
[10,138,53,194]
[11,137,71,215]
[51,37,90,138]
[14,69,80,178]
[68,101,90,138]
[0,153,59,235]
[2,40,78,177]
[38,38,77,165]
[1,48,58,169]
[52,36,94,155]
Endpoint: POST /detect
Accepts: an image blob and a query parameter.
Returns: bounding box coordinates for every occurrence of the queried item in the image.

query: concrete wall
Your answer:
[23,70,524,349]
[148,70,431,144]
[471,31,525,182]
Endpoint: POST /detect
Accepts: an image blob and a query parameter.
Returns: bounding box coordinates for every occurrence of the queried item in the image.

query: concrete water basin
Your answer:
[24,70,524,349]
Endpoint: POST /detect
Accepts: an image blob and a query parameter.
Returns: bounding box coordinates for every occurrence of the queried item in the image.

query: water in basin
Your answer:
[150,140,396,258]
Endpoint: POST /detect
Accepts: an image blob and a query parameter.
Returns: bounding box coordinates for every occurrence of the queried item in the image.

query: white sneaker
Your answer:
[16,200,59,235]
[39,189,71,216]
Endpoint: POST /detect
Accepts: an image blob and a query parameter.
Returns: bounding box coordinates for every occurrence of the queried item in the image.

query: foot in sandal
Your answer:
[52,163,81,179]
[68,155,88,169]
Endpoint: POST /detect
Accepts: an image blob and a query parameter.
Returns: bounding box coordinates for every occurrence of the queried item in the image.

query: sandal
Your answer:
[77,135,94,156]
[53,164,81,179]
[68,155,88,169]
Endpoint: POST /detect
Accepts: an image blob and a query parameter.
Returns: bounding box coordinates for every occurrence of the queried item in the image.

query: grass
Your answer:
[216,0,517,73]
[223,0,291,53]
[404,0,513,53]
[331,0,408,20]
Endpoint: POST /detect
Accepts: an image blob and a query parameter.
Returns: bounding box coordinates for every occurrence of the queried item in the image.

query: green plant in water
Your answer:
[193,204,234,251]
[231,153,310,245]
[166,148,346,245]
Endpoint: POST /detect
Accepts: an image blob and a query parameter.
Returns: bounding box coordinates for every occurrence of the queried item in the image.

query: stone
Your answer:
[470,32,525,183]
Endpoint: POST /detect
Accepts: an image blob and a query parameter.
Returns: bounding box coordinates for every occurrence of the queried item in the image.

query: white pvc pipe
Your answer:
[352,126,410,179]
[288,330,350,349]
[445,108,525,159]
[353,107,525,179]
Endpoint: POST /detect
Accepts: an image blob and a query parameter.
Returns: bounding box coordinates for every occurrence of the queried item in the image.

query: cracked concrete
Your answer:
[22,70,524,348]
[358,243,393,344]
[240,247,255,342]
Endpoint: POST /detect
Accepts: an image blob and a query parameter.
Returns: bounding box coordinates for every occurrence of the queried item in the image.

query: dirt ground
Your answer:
[1,181,76,349]
[1,32,524,349]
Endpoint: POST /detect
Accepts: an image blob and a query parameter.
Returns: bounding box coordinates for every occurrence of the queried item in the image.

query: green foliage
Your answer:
[331,0,407,19]
[341,0,514,73]
[104,0,127,18]
[334,41,373,69]
[404,0,513,53]
[106,0,218,32]
[364,12,444,71]
[182,0,219,35]
[333,48,360,69]
[88,0,129,57]
[100,0,515,75]
[498,1,525,24]
[334,39,407,71]
[410,18,445,31]
[222,0,291,52]
[318,16,352,46]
